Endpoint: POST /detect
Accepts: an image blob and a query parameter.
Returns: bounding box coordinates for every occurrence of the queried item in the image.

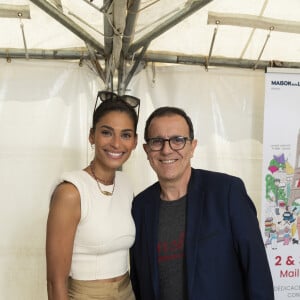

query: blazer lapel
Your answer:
[185,170,205,298]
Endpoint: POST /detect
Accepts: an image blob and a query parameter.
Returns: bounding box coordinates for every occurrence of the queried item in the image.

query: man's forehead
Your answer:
[148,115,189,134]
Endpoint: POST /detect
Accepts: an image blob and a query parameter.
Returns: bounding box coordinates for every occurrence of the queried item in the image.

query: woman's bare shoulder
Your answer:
[50,181,80,208]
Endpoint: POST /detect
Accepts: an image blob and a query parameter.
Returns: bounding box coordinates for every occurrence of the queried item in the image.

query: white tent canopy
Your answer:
[0,1,299,299]
[1,0,300,89]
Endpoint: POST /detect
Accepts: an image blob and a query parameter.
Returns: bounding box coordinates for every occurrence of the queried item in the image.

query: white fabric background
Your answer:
[0,60,103,299]
[125,65,265,210]
[0,60,265,299]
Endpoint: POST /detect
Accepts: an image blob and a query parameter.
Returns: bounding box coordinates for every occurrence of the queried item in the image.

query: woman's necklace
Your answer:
[90,162,115,196]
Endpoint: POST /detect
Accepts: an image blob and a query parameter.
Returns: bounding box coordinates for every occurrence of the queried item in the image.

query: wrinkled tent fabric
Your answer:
[0,0,299,64]
[0,60,102,299]
[125,64,265,207]
[0,60,265,299]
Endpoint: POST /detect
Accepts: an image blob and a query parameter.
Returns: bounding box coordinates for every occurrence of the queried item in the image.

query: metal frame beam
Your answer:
[208,11,300,34]
[140,52,300,69]
[122,0,141,55]
[0,4,30,19]
[2,48,300,70]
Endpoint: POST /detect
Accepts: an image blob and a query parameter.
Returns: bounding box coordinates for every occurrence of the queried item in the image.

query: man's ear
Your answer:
[190,139,198,158]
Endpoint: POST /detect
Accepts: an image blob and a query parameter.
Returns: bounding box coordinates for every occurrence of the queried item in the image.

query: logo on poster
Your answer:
[271,80,300,86]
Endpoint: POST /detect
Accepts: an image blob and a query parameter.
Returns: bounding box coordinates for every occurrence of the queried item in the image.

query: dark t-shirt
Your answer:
[157,196,187,300]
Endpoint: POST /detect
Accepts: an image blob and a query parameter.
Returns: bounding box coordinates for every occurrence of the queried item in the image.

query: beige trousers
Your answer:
[68,273,135,300]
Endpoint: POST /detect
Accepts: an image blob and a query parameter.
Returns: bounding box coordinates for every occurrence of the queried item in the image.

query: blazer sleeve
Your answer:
[229,177,274,300]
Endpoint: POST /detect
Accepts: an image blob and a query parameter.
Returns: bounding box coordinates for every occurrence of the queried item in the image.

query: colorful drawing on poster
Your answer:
[264,130,300,249]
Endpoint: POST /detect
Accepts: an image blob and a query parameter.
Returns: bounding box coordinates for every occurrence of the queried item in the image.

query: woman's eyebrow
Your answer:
[99,125,134,132]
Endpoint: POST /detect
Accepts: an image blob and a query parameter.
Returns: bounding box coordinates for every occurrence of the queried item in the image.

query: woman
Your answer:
[46,91,140,300]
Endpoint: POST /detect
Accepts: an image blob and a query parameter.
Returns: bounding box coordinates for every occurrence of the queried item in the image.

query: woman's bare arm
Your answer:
[46,182,81,300]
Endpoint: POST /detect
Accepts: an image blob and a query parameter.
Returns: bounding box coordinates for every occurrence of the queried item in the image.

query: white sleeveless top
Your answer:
[60,170,136,280]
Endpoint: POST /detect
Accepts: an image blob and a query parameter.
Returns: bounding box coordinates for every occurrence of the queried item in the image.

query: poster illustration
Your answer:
[262,69,300,299]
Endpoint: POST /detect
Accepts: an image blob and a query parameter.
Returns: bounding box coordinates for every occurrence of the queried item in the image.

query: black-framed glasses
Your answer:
[94,90,140,118]
[146,136,192,151]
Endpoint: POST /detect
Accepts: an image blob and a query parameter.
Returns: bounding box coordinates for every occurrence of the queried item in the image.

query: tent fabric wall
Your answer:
[125,65,265,211]
[0,60,103,299]
[0,61,265,299]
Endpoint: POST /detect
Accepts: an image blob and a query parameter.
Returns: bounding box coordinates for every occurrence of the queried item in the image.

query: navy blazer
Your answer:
[130,168,274,300]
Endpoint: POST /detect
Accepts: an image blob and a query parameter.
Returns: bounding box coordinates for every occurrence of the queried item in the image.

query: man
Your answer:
[130,106,274,300]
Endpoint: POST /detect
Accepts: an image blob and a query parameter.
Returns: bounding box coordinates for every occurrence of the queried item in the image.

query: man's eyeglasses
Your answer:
[94,91,140,118]
[146,136,192,151]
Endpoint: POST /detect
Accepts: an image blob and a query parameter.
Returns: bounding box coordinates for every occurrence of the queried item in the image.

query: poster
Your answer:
[262,68,300,299]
